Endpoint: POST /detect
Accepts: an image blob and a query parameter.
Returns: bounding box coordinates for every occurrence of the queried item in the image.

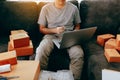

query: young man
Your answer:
[35,0,84,80]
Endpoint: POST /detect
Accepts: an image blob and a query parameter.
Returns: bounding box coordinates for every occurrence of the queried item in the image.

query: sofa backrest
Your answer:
[0,1,38,36]
[80,0,120,35]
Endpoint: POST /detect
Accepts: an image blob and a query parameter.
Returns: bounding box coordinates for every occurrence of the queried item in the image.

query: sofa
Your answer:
[80,0,120,80]
[0,0,120,80]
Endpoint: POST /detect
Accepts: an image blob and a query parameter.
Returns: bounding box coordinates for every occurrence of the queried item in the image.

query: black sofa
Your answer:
[80,0,120,80]
[0,0,120,80]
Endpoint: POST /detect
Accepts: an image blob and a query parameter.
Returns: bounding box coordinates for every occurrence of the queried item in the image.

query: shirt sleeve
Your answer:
[74,7,81,24]
[37,6,47,26]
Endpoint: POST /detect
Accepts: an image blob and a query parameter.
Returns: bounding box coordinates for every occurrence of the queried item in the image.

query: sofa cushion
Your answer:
[88,53,120,80]
[80,0,120,35]
[82,38,104,58]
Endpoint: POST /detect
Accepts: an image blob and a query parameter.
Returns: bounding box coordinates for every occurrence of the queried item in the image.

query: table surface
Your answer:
[0,60,40,80]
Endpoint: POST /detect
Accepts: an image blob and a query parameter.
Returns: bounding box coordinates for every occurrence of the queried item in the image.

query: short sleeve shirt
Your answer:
[38,2,81,31]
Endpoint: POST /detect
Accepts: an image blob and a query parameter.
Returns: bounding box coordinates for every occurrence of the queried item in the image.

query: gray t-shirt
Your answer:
[38,2,81,31]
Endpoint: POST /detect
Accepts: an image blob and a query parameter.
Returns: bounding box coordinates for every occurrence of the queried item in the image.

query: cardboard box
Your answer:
[116,34,120,47]
[0,61,40,80]
[11,30,27,35]
[104,49,120,62]
[116,47,120,53]
[10,33,30,48]
[8,40,33,56]
[104,39,116,49]
[97,34,115,46]
[0,51,17,65]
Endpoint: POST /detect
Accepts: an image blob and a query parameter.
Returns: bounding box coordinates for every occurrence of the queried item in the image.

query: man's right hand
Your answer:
[40,25,65,34]
[56,26,65,34]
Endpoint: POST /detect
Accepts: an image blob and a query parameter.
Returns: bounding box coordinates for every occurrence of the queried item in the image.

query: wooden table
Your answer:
[0,60,40,80]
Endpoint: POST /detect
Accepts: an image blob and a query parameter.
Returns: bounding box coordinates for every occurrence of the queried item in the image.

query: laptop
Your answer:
[52,27,97,49]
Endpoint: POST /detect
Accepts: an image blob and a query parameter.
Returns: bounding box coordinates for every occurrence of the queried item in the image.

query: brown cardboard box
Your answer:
[116,47,120,52]
[8,40,33,56]
[104,39,116,49]
[11,30,27,35]
[116,34,120,47]
[0,61,40,80]
[10,33,30,48]
[97,34,115,46]
[0,51,17,65]
[104,49,120,62]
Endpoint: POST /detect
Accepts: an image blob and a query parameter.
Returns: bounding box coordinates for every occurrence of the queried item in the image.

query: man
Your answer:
[35,0,84,80]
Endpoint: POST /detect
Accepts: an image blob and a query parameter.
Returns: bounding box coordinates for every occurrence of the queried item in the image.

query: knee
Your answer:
[68,45,84,59]
[36,38,54,53]
[35,38,54,60]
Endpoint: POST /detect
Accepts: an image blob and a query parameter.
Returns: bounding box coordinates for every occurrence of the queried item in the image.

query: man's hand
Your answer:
[56,26,65,34]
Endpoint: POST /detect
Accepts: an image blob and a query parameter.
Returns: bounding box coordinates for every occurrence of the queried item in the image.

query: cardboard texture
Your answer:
[97,34,115,46]
[116,34,120,47]
[0,51,17,65]
[10,33,30,48]
[104,49,120,62]
[116,47,120,52]
[0,61,40,80]
[8,40,33,56]
[11,30,27,35]
[105,39,116,49]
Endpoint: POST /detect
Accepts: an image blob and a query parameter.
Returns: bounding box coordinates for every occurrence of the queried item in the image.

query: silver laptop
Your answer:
[52,27,97,49]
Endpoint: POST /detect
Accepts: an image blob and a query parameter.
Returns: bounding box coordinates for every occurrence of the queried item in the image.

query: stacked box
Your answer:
[104,39,116,49]
[104,49,120,62]
[8,30,33,56]
[97,34,120,62]
[8,40,33,56]
[116,34,120,52]
[11,29,27,35]
[10,33,30,48]
[0,51,17,65]
[116,34,120,47]
[97,34,115,46]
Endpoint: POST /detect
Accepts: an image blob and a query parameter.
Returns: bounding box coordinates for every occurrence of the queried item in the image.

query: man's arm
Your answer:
[74,23,80,30]
[39,25,65,34]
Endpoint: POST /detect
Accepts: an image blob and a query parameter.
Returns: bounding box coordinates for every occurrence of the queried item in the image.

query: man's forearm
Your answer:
[40,26,57,34]
[74,23,80,30]
[39,25,65,34]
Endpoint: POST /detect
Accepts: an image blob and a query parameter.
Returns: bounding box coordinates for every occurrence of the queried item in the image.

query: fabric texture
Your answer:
[37,2,81,31]
[35,35,84,80]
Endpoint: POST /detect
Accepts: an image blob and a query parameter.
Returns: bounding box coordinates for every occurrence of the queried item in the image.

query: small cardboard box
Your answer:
[97,34,115,46]
[116,34,120,47]
[10,33,30,48]
[104,49,120,62]
[11,30,27,35]
[8,40,33,56]
[0,51,17,65]
[104,39,116,49]
[116,46,120,52]
[0,61,40,80]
